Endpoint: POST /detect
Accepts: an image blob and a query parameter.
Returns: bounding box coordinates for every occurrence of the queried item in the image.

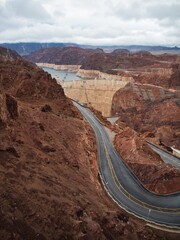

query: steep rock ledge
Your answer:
[112,83,180,149]
[114,127,180,194]
[111,82,180,194]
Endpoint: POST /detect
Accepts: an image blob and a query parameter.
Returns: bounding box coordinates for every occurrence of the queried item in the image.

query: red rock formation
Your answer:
[114,127,180,194]
[3,47,178,240]
[111,81,180,194]
[133,62,180,89]
[24,46,180,90]
[0,90,7,128]
[112,83,180,149]
[169,63,180,89]
[0,46,21,61]
[24,46,104,65]
[81,50,158,72]
[1,47,179,239]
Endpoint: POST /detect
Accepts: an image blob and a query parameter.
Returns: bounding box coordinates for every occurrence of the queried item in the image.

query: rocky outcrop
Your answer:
[169,63,180,89]
[0,46,21,61]
[112,81,180,194]
[112,49,130,56]
[24,47,104,65]
[112,83,180,148]
[80,50,159,72]
[24,47,180,91]
[114,127,180,194]
[0,90,7,127]
[133,62,180,90]
[5,94,18,120]
[133,69,173,89]
[78,49,179,90]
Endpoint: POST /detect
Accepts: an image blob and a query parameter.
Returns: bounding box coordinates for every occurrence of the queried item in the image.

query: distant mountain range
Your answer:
[0,42,180,55]
[0,42,79,55]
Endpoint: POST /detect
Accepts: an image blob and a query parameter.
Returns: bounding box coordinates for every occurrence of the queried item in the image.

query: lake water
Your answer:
[43,67,82,81]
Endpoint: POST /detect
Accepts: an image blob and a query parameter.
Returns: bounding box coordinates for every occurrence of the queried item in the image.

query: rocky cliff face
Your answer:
[0,89,6,127]
[2,47,177,240]
[114,127,180,194]
[111,82,180,194]
[133,64,180,89]
[0,46,21,61]
[80,50,158,72]
[112,83,180,148]
[24,47,180,91]
[24,47,104,65]
[169,63,180,89]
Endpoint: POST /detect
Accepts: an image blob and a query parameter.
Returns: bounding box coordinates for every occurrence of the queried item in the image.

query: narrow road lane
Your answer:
[73,101,180,228]
[148,143,180,169]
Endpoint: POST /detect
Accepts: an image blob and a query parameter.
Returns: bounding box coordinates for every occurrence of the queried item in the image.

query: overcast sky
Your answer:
[0,0,180,46]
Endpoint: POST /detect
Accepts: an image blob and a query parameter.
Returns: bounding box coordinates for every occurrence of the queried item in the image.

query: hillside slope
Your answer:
[1,47,172,240]
[1,47,179,239]
[24,47,104,65]
[111,83,180,194]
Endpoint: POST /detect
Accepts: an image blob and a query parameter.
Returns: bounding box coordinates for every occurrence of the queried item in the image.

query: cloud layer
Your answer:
[0,0,180,45]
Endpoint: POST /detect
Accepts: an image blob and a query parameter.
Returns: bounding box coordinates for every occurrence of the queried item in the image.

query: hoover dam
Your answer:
[40,63,133,116]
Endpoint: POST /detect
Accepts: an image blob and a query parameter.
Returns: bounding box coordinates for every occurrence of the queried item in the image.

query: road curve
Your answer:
[73,101,180,228]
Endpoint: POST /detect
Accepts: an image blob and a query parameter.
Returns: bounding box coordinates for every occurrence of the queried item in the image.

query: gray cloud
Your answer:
[6,0,51,20]
[0,0,179,46]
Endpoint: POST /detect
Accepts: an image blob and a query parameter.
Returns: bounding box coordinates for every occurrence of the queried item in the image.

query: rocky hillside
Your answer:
[133,63,180,89]
[24,46,180,89]
[81,50,159,72]
[114,126,180,194]
[81,51,180,89]
[0,47,21,61]
[25,47,159,71]
[111,82,180,194]
[24,47,104,65]
[111,83,180,149]
[2,47,179,240]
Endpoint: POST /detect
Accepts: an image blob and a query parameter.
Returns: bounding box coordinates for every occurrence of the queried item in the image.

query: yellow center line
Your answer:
[102,139,180,214]
[78,104,180,214]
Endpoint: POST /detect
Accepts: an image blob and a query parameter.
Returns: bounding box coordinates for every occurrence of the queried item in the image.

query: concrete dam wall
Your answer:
[37,64,133,116]
[61,79,128,117]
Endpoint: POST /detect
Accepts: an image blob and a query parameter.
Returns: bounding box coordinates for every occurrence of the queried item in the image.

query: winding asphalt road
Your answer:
[73,101,180,228]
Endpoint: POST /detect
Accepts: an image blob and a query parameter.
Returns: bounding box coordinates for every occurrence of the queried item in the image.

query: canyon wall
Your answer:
[77,68,134,82]
[112,82,180,194]
[36,63,81,72]
[2,47,141,240]
[114,127,180,194]
[112,82,180,149]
